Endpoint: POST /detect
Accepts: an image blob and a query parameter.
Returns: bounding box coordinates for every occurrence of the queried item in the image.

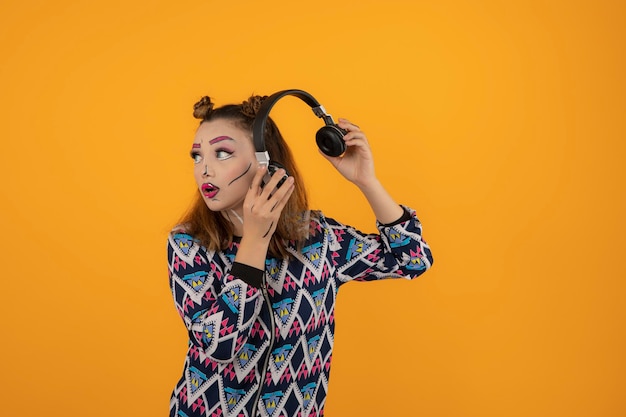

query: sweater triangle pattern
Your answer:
[168,207,433,417]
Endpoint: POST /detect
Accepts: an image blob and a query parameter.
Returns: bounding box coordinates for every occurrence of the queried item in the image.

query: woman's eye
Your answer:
[216,149,233,160]
[191,152,202,164]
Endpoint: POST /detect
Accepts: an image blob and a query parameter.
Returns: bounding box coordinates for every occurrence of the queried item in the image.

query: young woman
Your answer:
[167,94,434,417]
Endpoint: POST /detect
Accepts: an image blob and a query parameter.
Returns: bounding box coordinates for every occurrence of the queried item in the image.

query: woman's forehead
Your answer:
[194,119,251,144]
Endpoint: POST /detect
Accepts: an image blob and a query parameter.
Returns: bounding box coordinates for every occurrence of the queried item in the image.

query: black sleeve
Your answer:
[231,262,265,289]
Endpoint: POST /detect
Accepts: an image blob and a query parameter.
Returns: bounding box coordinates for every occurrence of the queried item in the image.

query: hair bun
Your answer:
[241,95,268,118]
[193,96,214,119]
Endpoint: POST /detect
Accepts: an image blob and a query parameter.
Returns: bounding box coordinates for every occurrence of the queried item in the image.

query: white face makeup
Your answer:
[191,120,257,216]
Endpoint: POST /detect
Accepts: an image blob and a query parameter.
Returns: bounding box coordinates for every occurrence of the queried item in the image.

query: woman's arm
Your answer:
[319,118,433,281]
[322,207,434,284]
[320,118,405,224]
[167,232,264,362]
[356,178,406,225]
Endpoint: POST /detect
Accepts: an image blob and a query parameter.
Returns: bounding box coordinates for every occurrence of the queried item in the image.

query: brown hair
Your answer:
[176,94,311,259]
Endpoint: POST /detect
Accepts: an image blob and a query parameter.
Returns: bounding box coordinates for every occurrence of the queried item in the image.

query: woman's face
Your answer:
[191,119,257,214]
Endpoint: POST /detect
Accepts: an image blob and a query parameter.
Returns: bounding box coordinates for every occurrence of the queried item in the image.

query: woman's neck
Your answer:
[223,209,244,237]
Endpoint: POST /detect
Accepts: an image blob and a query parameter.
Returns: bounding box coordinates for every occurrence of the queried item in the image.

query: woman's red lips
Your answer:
[201,183,219,198]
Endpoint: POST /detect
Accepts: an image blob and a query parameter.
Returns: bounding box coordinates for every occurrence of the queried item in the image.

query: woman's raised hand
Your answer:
[320,118,378,189]
[242,165,295,241]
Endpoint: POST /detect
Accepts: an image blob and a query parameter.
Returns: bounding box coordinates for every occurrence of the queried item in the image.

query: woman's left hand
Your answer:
[320,118,377,189]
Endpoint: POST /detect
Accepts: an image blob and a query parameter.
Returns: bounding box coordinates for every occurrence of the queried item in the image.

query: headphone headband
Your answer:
[252,89,335,155]
[252,89,347,176]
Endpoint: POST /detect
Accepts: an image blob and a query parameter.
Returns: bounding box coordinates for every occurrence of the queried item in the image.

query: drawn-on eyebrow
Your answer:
[209,136,234,145]
[192,143,201,149]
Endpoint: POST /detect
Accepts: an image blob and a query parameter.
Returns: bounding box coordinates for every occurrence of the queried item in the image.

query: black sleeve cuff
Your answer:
[380,206,412,227]
[231,262,264,289]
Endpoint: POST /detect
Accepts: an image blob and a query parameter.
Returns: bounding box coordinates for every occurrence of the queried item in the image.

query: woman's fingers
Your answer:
[243,166,294,239]
[247,167,293,214]
[259,168,289,200]
[337,118,368,145]
[270,175,295,210]
[338,118,360,131]
[248,165,266,193]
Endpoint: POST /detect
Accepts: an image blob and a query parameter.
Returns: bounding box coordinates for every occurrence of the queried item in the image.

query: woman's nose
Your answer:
[202,164,212,177]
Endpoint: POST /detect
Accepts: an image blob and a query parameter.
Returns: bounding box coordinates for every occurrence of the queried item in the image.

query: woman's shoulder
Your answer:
[170,223,190,235]
[308,209,344,229]
[167,224,191,240]
[306,209,327,228]
[167,224,200,251]
[305,209,346,238]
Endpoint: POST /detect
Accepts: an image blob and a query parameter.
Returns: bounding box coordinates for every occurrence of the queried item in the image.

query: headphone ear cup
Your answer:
[316,125,346,157]
[264,161,289,189]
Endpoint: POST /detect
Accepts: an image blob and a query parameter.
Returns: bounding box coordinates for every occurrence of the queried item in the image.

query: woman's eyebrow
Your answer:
[192,143,201,149]
[209,136,234,145]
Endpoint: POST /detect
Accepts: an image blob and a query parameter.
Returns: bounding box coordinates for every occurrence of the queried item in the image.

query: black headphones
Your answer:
[252,89,346,187]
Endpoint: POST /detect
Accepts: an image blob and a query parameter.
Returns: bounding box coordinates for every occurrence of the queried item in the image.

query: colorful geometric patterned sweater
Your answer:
[167,206,433,417]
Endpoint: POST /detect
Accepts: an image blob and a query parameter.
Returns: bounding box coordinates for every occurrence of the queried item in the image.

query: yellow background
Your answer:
[1,1,624,416]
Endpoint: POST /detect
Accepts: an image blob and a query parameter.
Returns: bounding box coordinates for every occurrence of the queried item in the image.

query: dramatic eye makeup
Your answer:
[215,149,234,160]
[190,144,202,164]
[209,136,234,145]
[210,136,235,160]
[190,136,236,164]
